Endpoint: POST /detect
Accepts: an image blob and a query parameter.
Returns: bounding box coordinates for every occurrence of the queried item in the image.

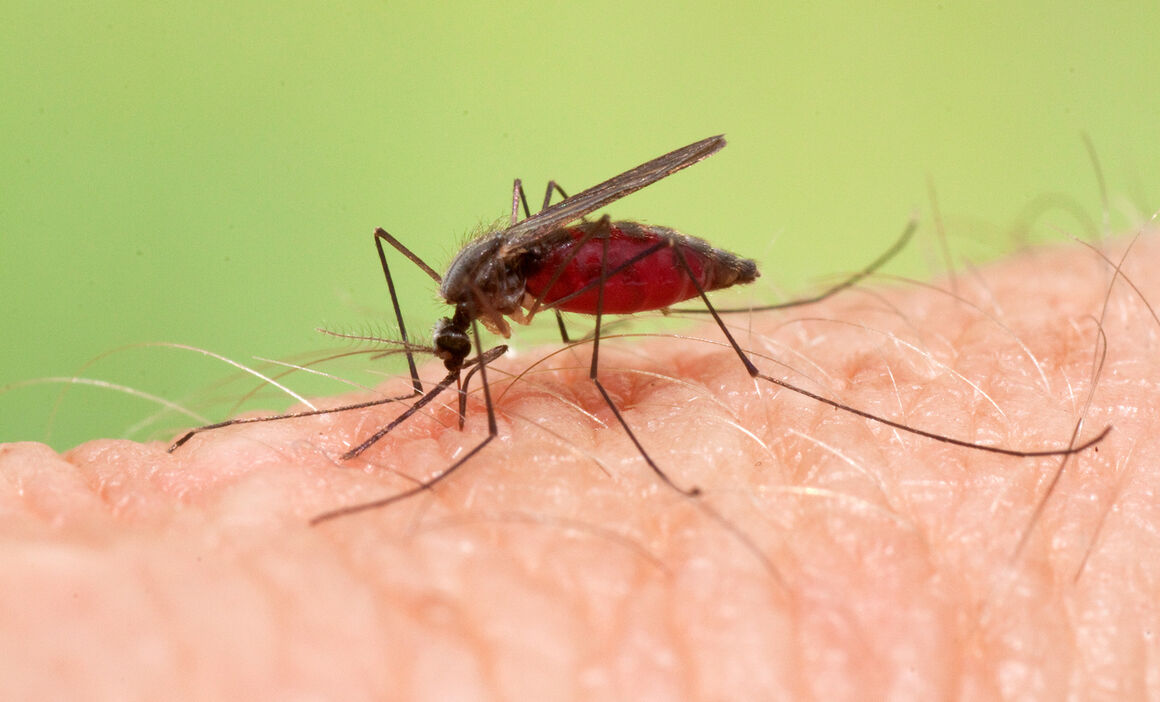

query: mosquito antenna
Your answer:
[314,327,435,356]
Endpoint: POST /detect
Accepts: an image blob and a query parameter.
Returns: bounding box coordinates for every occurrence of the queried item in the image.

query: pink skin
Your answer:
[2,233,1158,700]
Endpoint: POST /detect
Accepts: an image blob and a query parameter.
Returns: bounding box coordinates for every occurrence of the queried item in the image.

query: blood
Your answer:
[523,221,758,315]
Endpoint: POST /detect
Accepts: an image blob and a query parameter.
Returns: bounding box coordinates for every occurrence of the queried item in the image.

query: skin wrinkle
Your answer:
[1,232,1159,699]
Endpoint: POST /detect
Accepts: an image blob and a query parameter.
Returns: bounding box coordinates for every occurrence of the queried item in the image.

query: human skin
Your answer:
[2,232,1158,700]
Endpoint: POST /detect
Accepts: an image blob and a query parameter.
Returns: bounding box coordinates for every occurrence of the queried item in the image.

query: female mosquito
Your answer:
[169,135,1110,524]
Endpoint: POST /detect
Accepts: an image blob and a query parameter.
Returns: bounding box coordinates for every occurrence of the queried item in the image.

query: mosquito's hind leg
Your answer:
[667,247,1111,458]
[680,219,919,316]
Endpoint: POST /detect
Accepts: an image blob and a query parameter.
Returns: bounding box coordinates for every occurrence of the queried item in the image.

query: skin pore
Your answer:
[2,231,1157,700]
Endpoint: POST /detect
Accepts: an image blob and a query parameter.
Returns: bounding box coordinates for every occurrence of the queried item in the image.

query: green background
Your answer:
[3,2,1158,450]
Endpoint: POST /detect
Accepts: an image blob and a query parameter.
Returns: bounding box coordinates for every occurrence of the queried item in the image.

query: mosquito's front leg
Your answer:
[312,322,501,523]
[373,228,443,396]
[667,246,1111,458]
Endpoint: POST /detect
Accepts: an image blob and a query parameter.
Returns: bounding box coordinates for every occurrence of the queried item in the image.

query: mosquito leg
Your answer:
[313,431,495,523]
[521,226,610,322]
[669,247,1112,458]
[457,374,469,431]
[511,179,528,225]
[514,178,571,221]
[514,180,594,333]
[539,240,670,312]
[471,320,499,437]
[340,369,459,460]
[374,228,441,396]
[554,311,572,343]
[586,216,700,497]
[518,179,583,331]
[538,179,577,342]
[457,344,509,430]
[372,227,442,284]
[170,229,434,452]
[538,239,673,344]
[540,181,569,212]
[167,389,424,452]
[343,343,506,460]
[312,322,500,524]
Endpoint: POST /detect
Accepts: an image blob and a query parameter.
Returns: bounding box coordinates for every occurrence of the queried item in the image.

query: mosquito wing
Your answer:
[499,134,726,253]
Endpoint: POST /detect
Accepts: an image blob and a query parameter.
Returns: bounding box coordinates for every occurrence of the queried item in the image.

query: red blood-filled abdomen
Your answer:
[523,221,757,315]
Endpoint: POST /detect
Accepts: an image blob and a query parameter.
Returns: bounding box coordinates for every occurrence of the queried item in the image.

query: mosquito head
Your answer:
[432,308,472,372]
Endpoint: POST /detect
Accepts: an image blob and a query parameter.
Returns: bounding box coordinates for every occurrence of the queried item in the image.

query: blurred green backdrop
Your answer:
[3,2,1158,450]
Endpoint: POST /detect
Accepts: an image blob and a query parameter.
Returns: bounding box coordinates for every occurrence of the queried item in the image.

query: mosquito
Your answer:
[168,135,1110,525]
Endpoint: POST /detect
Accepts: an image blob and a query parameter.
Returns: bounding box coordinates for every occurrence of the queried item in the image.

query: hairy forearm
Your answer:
[2,233,1156,700]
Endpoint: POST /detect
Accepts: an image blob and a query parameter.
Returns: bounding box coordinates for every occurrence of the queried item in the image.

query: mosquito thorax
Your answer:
[439,232,527,337]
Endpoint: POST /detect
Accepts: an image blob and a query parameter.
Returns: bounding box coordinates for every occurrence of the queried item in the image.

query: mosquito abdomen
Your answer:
[524,221,759,315]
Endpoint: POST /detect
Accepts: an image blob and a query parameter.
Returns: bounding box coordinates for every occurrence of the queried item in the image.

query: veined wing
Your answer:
[499,135,726,253]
